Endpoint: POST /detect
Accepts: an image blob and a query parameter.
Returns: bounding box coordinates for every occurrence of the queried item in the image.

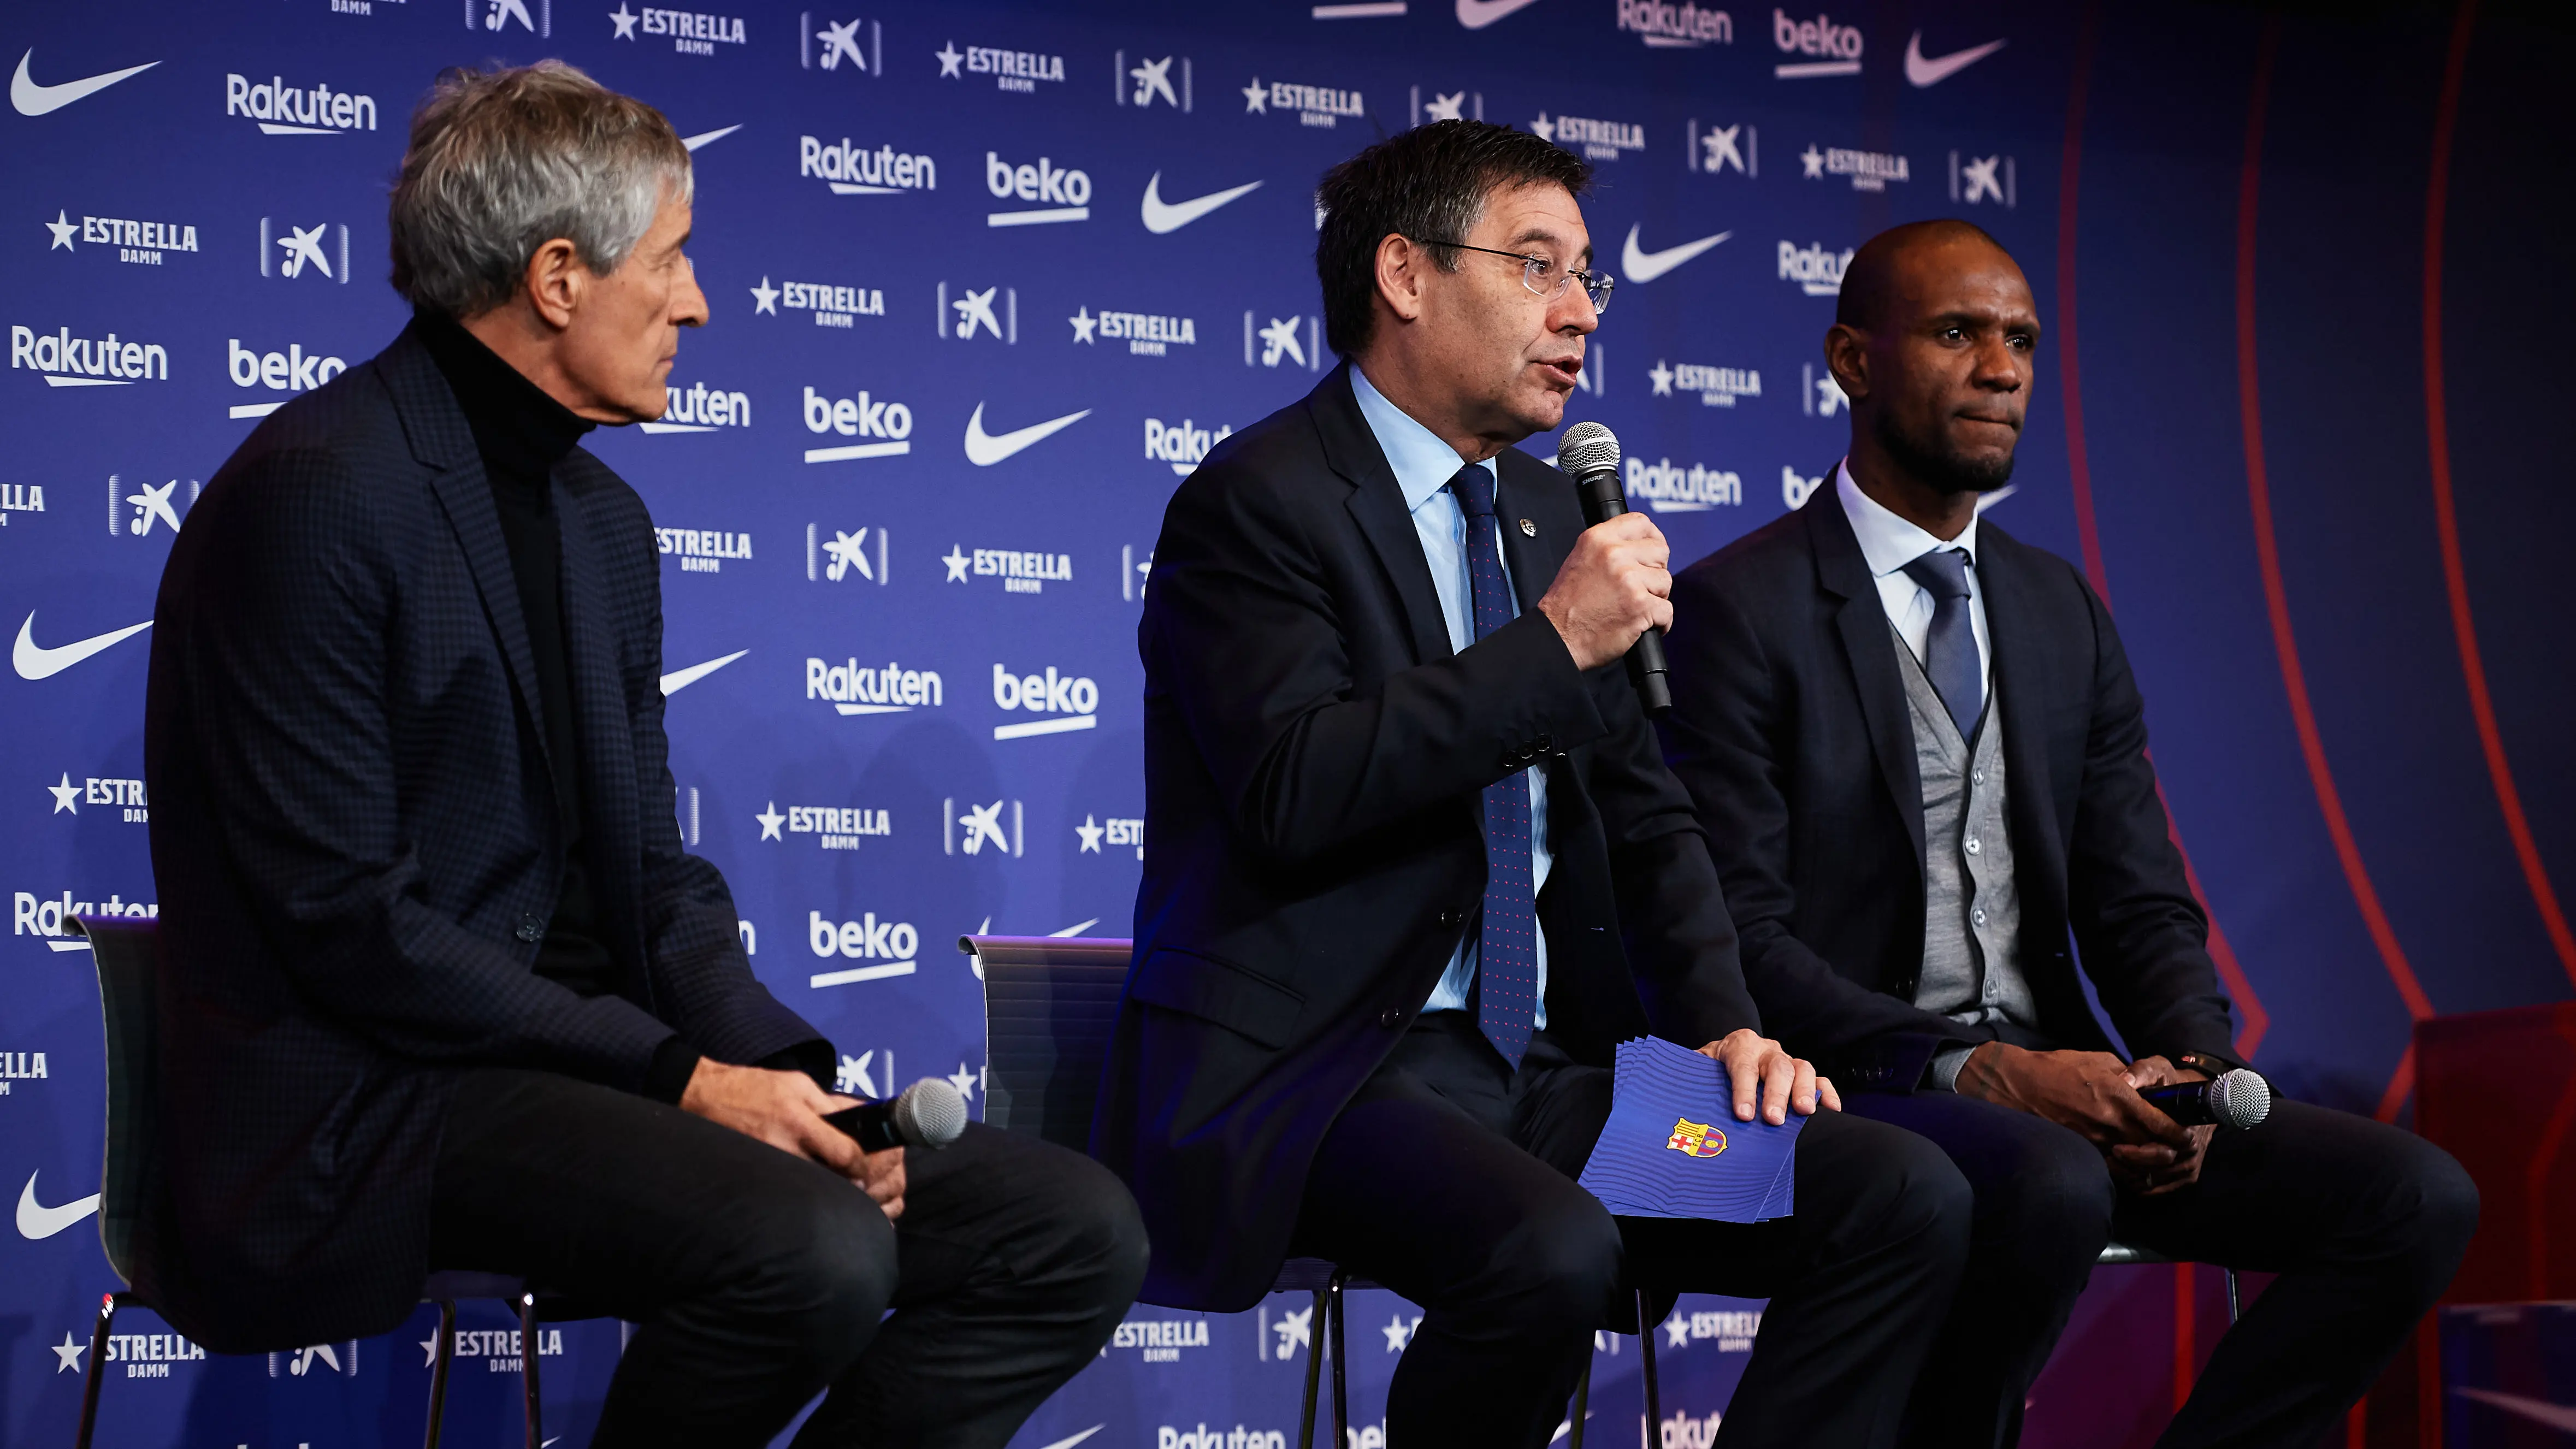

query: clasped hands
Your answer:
[680,1057,907,1220]
[1954,1042,2215,1194]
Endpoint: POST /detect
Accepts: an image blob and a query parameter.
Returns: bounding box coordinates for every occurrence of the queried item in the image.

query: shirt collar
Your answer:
[1835,458,1981,579]
[1350,363,1496,516]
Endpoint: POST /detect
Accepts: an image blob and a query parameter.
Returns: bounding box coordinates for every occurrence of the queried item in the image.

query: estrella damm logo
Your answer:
[1667,1117,1727,1158]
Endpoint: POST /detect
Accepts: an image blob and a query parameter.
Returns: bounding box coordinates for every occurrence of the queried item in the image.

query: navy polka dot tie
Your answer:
[1901,548,1983,738]
[1450,464,1539,1069]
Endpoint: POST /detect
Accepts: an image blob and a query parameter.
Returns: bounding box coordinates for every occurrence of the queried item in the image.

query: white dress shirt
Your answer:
[1350,364,1552,1027]
[1835,460,1991,694]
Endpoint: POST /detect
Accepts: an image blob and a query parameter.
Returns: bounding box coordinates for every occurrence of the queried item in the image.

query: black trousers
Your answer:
[1845,1091,2479,1449]
[428,1069,1150,1449]
[1290,1015,1972,1449]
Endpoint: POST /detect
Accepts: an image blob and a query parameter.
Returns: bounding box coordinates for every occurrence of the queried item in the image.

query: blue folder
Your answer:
[1576,1036,1804,1222]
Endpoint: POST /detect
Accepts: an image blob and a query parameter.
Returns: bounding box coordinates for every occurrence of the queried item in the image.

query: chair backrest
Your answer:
[74,915,163,1286]
[964,935,1132,1151]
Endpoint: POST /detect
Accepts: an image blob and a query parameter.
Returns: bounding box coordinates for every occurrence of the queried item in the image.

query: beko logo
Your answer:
[1772,10,1862,78]
[1778,241,1852,297]
[11,326,168,387]
[1623,457,1742,513]
[1649,359,1761,407]
[656,527,751,573]
[1242,77,1363,128]
[800,136,937,195]
[808,910,918,986]
[802,385,914,463]
[752,275,884,327]
[1072,306,1196,356]
[936,39,1064,93]
[1531,112,1643,162]
[985,152,1091,227]
[1618,1,1733,48]
[229,338,346,418]
[641,379,750,433]
[1146,418,1232,476]
[46,210,199,267]
[1799,143,1909,192]
[991,662,1099,740]
[807,657,943,714]
[224,73,379,134]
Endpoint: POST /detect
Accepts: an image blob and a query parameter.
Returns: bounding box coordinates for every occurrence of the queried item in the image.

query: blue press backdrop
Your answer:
[4,1,2569,1446]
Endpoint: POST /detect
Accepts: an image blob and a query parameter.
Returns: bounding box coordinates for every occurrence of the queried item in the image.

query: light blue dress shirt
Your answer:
[1350,365,1552,1027]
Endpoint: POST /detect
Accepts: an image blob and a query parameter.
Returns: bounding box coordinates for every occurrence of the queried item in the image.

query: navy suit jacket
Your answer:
[1094,365,1760,1312]
[143,324,820,1351]
[1658,485,2241,1093]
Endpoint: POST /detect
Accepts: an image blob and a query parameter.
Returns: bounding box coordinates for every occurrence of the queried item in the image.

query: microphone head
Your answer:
[2206,1068,2272,1131]
[892,1077,970,1149]
[1557,421,1621,477]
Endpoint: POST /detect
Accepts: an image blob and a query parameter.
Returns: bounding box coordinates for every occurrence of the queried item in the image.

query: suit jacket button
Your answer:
[1438,909,1461,927]
[1378,1008,1405,1029]
[1534,734,1553,753]
[516,914,544,944]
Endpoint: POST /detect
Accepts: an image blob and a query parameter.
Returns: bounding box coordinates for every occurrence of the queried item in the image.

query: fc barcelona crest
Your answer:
[1665,1117,1727,1159]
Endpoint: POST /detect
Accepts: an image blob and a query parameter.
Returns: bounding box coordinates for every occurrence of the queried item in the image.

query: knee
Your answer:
[1863,1126,1978,1267]
[2381,1138,2480,1285]
[739,1178,896,1372]
[1049,1151,1153,1312]
[1993,1129,2117,1261]
[1491,1194,1624,1333]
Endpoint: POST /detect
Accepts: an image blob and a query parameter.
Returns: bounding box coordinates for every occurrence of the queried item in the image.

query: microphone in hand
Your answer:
[826,1076,971,1152]
[2137,1068,2271,1131]
[1556,421,1671,714]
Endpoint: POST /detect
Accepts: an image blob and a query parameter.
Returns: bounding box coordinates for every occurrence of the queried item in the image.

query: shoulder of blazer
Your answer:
[1673,498,1825,617]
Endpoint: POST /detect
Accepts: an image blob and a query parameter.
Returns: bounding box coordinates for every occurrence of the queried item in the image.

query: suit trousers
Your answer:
[1290,1015,1971,1449]
[1844,1091,2479,1449]
[427,1069,1149,1449]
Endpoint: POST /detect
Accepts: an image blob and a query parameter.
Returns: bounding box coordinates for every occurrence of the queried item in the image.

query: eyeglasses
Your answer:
[1416,239,1614,314]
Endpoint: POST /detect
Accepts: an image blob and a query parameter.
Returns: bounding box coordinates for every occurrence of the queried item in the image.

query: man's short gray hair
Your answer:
[388,62,693,317]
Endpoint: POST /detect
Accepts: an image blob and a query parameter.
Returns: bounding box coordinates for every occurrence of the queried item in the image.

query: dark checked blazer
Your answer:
[1656,485,2241,1095]
[143,323,821,1352]
[1093,364,1760,1312]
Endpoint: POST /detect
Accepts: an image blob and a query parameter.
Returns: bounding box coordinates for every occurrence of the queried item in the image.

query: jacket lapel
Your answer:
[1974,531,2068,913]
[382,327,555,784]
[1807,486,1928,865]
[1494,453,1568,618]
[553,466,644,974]
[1313,365,1455,665]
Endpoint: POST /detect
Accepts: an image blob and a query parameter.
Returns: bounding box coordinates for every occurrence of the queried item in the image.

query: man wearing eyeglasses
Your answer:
[1094,120,1968,1448]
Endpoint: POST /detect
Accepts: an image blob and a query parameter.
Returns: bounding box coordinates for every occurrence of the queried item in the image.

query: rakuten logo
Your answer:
[11,326,168,388]
[807,657,944,715]
[807,909,919,987]
[15,890,156,953]
[800,135,937,196]
[1145,417,1232,476]
[984,151,1091,226]
[1772,9,1863,77]
[990,662,1098,740]
[224,73,380,134]
[227,338,345,418]
[802,385,914,463]
[1158,1428,1285,1449]
[1777,240,1853,297]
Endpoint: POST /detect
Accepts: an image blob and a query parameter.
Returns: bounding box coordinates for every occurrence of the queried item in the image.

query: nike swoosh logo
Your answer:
[1033,1428,1104,1449]
[1904,32,2007,88]
[1619,223,1731,285]
[681,123,740,151]
[963,402,1091,467]
[1456,0,1544,28]
[11,50,159,116]
[1139,173,1262,235]
[17,1172,100,1240]
[14,613,153,681]
[660,648,747,695]
[2455,1389,2576,1434]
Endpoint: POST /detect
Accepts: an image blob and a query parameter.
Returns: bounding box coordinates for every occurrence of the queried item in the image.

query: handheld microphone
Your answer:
[2137,1068,2272,1131]
[826,1077,970,1152]
[1556,421,1671,715]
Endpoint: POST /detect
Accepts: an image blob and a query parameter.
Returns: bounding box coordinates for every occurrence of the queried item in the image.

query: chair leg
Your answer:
[1568,1344,1591,1449]
[1636,1288,1662,1449]
[1328,1272,1350,1449]
[423,1300,456,1449]
[518,1290,543,1449]
[2223,1268,2241,1324]
[1298,1287,1327,1449]
[73,1292,117,1449]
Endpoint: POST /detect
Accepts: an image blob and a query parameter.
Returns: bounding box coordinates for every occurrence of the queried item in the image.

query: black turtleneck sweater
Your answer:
[416,310,702,1103]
